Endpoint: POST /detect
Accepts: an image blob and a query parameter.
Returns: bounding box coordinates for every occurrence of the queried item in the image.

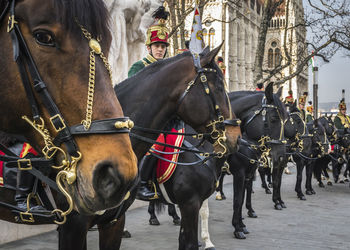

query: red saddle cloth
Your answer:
[0,143,38,187]
[152,127,185,184]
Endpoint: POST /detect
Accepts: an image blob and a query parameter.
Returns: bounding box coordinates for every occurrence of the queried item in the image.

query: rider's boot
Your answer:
[15,170,46,212]
[136,155,159,201]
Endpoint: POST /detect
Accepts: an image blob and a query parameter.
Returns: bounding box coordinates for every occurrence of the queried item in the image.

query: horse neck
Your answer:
[116,57,194,159]
[229,92,262,120]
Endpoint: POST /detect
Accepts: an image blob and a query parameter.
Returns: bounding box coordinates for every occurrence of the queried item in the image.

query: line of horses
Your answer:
[0,1,348,250]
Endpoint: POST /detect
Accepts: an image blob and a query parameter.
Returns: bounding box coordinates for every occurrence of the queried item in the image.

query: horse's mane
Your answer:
[0,131,18,147]
[54,0,110,40]
[230,90,288,120]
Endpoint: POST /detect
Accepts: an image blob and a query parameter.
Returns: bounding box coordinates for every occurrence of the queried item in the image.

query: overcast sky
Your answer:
[308,52,350,103]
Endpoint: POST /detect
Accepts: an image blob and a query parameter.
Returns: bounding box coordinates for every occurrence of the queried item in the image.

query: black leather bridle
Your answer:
[1,0,133,161]
[176,53,240,156]
[0,0,135,223]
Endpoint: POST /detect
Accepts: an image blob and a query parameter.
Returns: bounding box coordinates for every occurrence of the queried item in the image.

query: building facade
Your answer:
[180,0,308,99]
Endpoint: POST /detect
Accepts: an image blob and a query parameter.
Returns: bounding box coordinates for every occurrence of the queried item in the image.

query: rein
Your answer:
[1,0,133,224]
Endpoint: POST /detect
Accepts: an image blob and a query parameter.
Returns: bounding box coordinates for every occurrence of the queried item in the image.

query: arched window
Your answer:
[275,48,281,66]
[209,28,215,49]
[202,28,207,44]
[268,48,273,68]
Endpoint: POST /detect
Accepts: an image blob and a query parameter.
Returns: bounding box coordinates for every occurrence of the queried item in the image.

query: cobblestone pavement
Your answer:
[1,164,350,250]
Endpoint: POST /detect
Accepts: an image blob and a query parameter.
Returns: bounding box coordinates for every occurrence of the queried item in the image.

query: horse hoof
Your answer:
[305,190,313,195]
[298,195,306,200]
[318,182,325,188]
[339,180,345,184]
[242,227,250,234]
[122,230,132,238]
[344,178,349,182]
[268,183,273,188]
[215,193,222,200]
[234,231,246,239]
[248,211,258,218]
[274,204,283,210]
[221,194,226,200]
[327,181,333,186]
[149,218,160,225]
[311,190,316,194]
[205,247,216,250]
[173,218,181,226]
[281,202,287,208]
[265,189,272,194]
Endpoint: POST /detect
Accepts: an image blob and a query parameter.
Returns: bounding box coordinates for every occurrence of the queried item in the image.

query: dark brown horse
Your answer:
[53,46,241,250]
[0,0,137,221]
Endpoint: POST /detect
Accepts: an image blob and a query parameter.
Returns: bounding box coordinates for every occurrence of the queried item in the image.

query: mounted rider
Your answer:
[306,101,314,123]
[334,99,350,130]
[297,95,307,122]
[128,6,169,78]
[128,7,182,201]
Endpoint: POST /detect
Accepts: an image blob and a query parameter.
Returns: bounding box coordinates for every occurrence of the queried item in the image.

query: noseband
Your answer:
[1,0,134,222]
[176,53,240,157]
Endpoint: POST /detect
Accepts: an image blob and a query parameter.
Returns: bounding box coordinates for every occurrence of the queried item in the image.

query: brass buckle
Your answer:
[17,159,32,170]
[50,114,66,132]
[200,74,207,83]
[7,15,17,33]
[19,212,34,223]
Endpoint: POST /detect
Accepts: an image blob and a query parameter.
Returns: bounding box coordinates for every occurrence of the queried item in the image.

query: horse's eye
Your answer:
[33,30,55,47]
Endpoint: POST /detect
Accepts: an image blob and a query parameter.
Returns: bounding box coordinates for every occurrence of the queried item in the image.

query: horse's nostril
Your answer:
[93,162,121,201]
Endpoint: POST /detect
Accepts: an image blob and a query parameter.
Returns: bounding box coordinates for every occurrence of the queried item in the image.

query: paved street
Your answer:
[1,164,350,250]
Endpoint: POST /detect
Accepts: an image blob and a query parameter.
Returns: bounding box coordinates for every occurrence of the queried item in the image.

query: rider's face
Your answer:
[148,43,167,60]
[341,108,346,115]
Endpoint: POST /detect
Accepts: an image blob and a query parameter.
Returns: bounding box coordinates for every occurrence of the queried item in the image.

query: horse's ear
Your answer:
[265,82,274,103]
[276,86,283,99]
[200,46,210,56]
[200,41,224,67]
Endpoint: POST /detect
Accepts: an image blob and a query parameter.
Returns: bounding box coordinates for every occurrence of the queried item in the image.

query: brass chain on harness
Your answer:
[78,24,113,130]
[206,115,227,158]
[258,136,272,168]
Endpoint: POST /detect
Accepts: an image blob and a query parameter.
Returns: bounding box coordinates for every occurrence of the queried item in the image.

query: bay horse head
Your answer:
[176,44,240,156]
[0,0,137,216]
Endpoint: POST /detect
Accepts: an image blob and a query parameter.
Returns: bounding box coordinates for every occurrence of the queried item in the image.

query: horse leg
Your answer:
[58,214,89,250]
[305,161,316,195]
[246,178,257,219]
[199,199,215,250]
[295,161,306,200]
[168,204,181,225]
[332,159,340,183]
[314,159,325,187]
[215,172,226,200]
[178,201,200,250]
[98,214,125,250]
[267,170,273,188]
[148,201,160,225]
[272,165,284,210]
[343,163,350,182]
[258,167,271,194]
[232,166,246,239]
[276,165,286,208]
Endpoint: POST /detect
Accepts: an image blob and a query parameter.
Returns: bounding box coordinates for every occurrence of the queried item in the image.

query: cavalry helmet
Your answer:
[145,6,170,46]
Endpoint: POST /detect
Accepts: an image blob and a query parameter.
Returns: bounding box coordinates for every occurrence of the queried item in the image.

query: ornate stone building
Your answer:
[181,0,308,98]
